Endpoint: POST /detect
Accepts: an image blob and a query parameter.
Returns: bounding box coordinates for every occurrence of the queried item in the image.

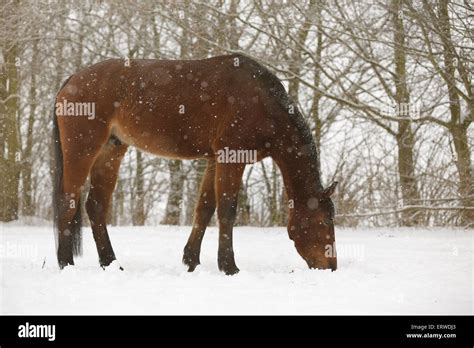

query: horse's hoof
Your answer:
[101,260,124,271]
[183,256,200,272]
[219,262,240,276]
[183,247,200,272]
[218,253,239,275]
[226,268,239,276]
[223,266,240,276]
[58,260,73,270]
[186,262,199,272]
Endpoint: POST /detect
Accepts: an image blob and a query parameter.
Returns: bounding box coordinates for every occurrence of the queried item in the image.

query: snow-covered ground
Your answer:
[1,223,472,314]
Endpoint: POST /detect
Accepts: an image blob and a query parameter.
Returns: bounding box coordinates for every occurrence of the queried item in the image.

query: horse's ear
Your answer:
[322,181,338,198]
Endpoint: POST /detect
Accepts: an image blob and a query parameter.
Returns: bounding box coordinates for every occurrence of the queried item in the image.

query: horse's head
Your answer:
[288,182,338,271]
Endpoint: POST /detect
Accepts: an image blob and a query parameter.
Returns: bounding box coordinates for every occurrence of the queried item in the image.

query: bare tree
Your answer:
[0,0,21,221]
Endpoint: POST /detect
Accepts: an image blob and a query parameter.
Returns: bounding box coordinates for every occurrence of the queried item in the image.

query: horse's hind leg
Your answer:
[56,125,110,268]
[183,159,216,272]
[57,157,95,267]
[86,139,128,268]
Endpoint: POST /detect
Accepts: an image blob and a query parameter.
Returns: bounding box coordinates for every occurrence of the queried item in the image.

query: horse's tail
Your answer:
[52,77,83,259]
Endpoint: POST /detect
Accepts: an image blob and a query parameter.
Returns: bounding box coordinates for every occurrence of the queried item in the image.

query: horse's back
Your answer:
[56,55,275,160]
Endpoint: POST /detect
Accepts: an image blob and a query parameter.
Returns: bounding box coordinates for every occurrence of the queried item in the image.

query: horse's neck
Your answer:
[261,78,323,206]
[273,146,323,206]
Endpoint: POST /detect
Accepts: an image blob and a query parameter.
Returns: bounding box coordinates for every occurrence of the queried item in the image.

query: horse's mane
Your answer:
[235,54,323,190]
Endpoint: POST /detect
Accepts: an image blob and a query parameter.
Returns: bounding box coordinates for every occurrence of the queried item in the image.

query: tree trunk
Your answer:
[236,181,250,226]
[437,0,473,225]
[311,0,323,170]
[132,150,145,225]
[260,161,275,226]
[287,0,315,102]
[21,39,39,217]
[270,162,279,225]
[451,120,473,225]
[392,0,421,226]
[161,160,184,225]
[0,1,21,221]
[185,159,207,225]
[111,177,124,226]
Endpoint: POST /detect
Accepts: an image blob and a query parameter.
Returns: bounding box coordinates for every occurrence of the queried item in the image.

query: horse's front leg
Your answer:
[215,162,245,275]
[183,159,216,271]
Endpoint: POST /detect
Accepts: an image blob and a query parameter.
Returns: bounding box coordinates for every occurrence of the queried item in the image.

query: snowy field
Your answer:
[1,222,472,315]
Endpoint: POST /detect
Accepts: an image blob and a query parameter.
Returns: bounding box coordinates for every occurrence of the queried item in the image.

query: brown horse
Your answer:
[53,54,338,275]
